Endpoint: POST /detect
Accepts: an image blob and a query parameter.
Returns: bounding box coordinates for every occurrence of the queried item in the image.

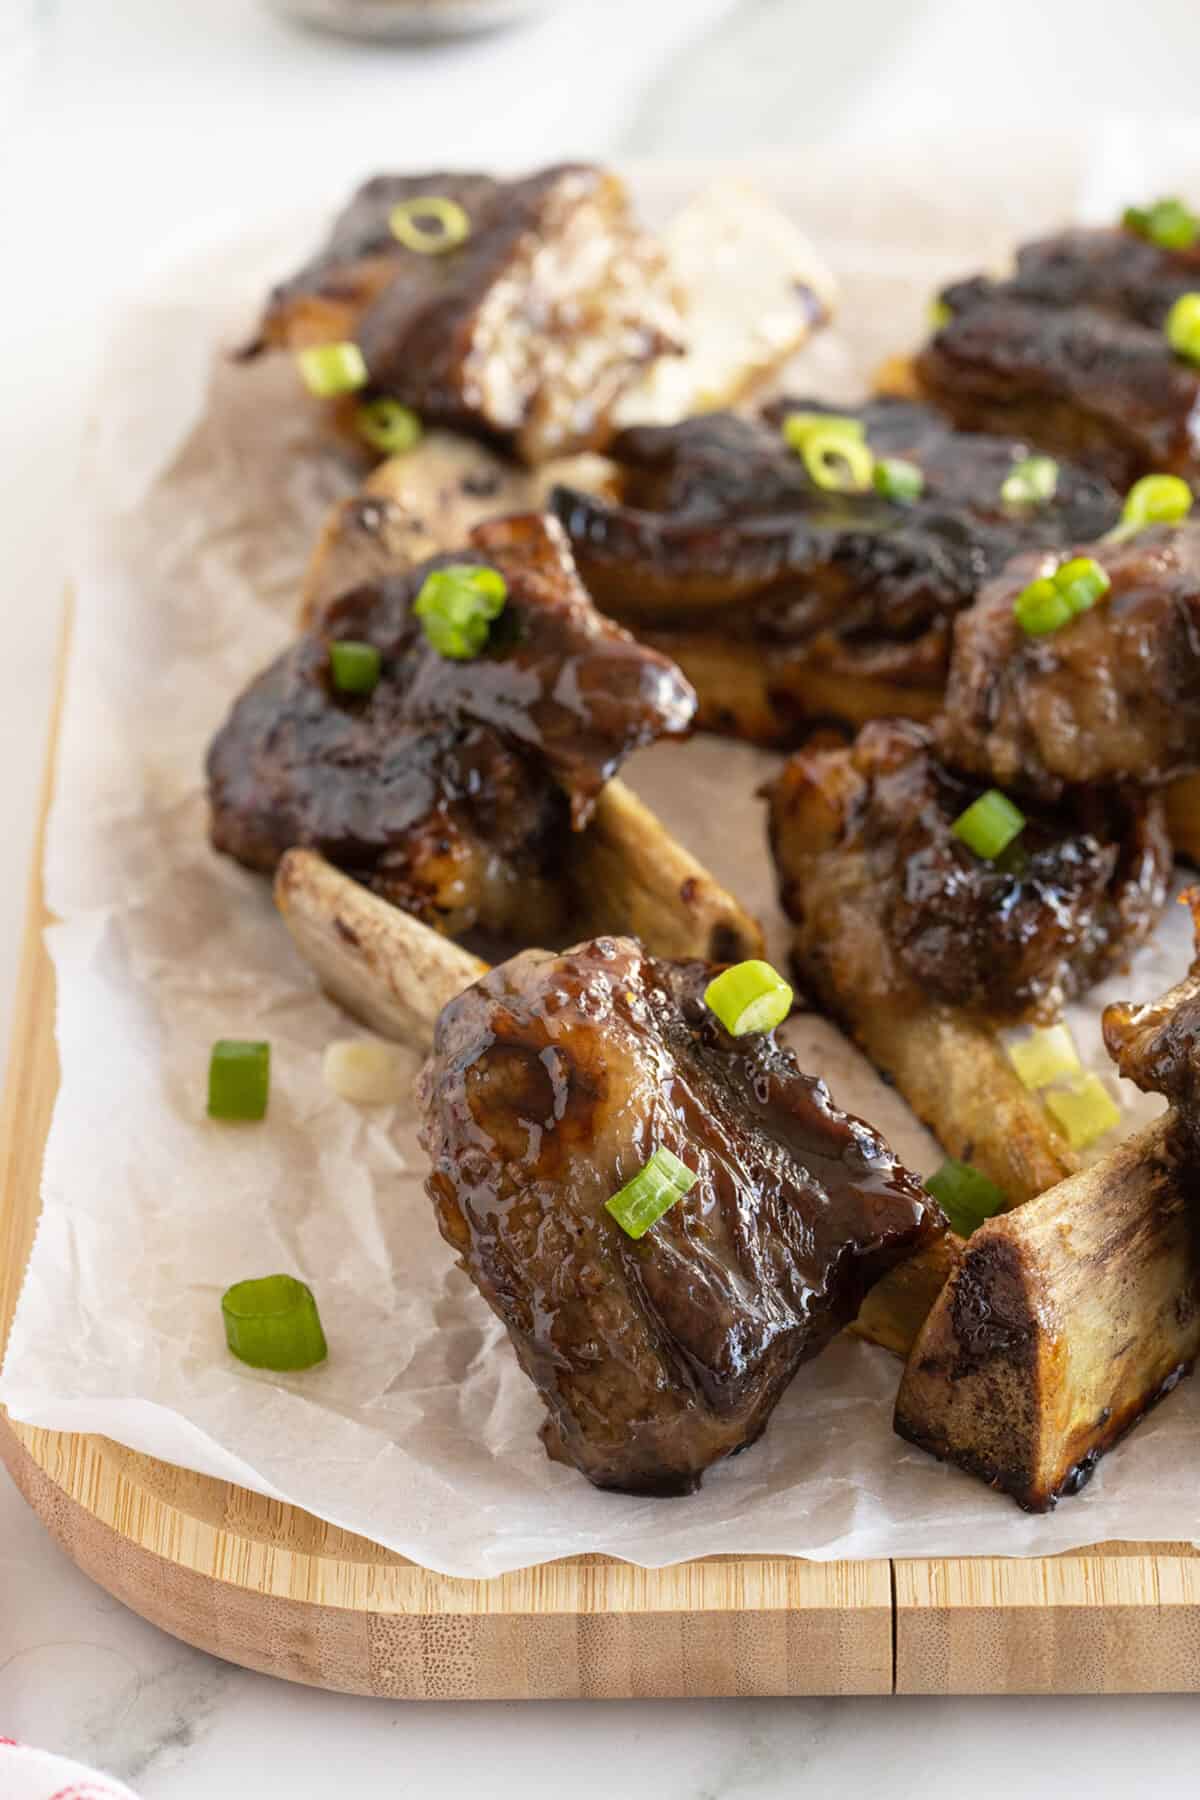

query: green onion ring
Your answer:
[412,563,508,660]
[295,341,368,398]
[605,1147,698,1240]
[389,195,471,255]
[1001,454,1058,511]
[781,413,875,493]
[208,1039,270,1121]
[222,1274,328,1371]
[951,789,1025,861]
[1106,472,1194,542]
[873,457,925,503]
[355,398,423,456]
[329,640,382,696]
[1166,291,1200,362]
[704,960,793,1036]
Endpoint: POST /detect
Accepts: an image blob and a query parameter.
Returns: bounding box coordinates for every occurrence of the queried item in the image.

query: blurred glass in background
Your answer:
[263,0,554,38]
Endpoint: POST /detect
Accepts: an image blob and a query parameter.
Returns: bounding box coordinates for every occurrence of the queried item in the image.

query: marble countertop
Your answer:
[6,0,1200,1791]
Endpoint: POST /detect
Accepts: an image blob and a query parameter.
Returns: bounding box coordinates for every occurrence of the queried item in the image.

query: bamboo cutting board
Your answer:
[4,625,1200,1698]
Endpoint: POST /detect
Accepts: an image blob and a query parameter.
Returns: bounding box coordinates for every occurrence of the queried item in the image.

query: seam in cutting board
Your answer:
[6,599,1200,1696]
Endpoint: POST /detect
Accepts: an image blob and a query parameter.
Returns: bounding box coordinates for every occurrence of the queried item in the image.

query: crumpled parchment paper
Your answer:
[5,133,1200,1577]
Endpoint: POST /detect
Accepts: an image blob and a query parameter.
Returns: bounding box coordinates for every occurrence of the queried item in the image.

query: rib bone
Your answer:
[894,1115,1198,1509]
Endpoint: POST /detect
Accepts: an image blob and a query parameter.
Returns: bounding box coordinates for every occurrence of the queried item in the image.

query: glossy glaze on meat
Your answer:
[918,222,1200,488]
[551,400,1119,701]
[248,165,683,464]
[941,524,1200,801]
[206,515,695,940]
[969,226,1200,330]
[918,293,1200,489]
[418,935,943,1495]
[767,719,1169,1024]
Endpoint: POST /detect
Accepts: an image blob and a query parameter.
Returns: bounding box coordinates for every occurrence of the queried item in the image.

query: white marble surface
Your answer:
[7,0,1200,1790]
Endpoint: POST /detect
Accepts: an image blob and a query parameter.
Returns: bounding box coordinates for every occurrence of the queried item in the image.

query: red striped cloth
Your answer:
[0,1740,140,1798]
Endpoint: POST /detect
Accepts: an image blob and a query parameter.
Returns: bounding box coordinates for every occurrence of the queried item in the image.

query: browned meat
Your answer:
[418,935,943,1495]
[940,523,1200,802]
[1103,889,1200,1138]
[767,718,1169,1024]
[918,222,1200,488]
[248,165,683,464]
[918,293,1200,489]
[206,515,695,942]
[963,225,1200,330]
[551,400,1118,739]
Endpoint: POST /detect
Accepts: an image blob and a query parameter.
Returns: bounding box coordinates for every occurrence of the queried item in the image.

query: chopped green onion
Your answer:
[1013,554,1111,636]
[1108,472,1194,541]
[354,398,422,456]
[605,1146,698,1240]
[873,457,925,503]
[1123,196,1199,251]
[389,195,471,255]
[928,298,952,330]
[704,959,794,1036]
[221,1274,328,1371]
[1055,555,1111,615]
[412,563,508,660]
[1013,575,1074,636]
[781,409,844,443]
[1166,291,1200,362]
[1001,454,1059,510]
[329,640,382,696]
[323,1038,406,1106]
[924,1158,1006,1239]
[1044,1073,1122,1150]
[782,412,874,493]
[1007,1023,1083,1091]
[951,789,1025,861]
[208,1040,270,1121]
[295,341,368,398]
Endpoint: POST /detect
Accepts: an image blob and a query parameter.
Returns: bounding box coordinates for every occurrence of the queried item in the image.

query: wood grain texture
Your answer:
[0,614,889,1699]
[3,611,1200,1697]
[895,1548,1200,1694]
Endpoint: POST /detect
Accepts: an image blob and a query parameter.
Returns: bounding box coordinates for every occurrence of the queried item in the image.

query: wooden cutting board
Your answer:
[3,620,1200,1698]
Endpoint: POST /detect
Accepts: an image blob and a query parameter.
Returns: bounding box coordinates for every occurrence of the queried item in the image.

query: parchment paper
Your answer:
[6,132,1200,1577]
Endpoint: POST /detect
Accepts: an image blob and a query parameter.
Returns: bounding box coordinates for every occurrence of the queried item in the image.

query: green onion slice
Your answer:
[354,398,423,456]
[873,457,925,503]
[1014,554,1111,636]
[208,1039,270,1121]
[782,412,875,493]
[704,959,794,1036]
[1044,1073,1122,1150]
[221,1274,328,1371]
[1007,1023,1082,1091]
[389,195,471,255]
[924,1158,1006,1239]
[1013,575,1074,636]
[1055,555,1111,615]
[413,563,508,660]
[605,1146,698,1240]
[295,341,368,399]
[1001,454,1059,510]
[1107,471,1194,542]
[329,639,382,695]
[951,789,1025,861]
[1123,196,1199,251]
[1166,291,1200,362]
[928,298,952,330]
